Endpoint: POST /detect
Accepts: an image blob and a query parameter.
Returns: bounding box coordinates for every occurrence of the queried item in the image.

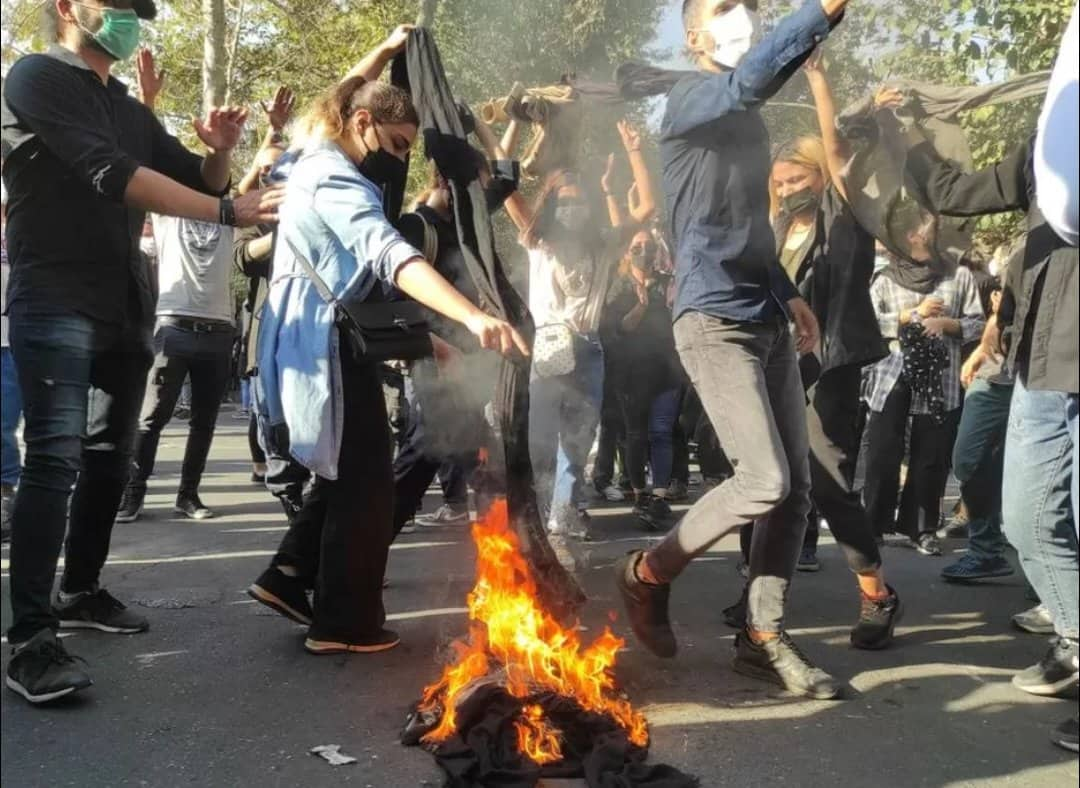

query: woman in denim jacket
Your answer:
[250,76,526,655]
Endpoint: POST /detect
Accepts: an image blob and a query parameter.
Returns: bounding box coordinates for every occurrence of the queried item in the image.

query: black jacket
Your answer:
[774,186,888,378]
[905,137,1078,394]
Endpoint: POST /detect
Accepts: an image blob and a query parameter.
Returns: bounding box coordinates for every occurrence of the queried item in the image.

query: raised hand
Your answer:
[874,86,905,111]
[136,47,166,109]
[383,24,415,57]
[194,106,249,152]
[616,119,642,153]
[260,86,295,132]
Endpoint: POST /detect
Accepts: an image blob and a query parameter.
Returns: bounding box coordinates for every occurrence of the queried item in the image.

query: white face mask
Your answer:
[703,4,760,69]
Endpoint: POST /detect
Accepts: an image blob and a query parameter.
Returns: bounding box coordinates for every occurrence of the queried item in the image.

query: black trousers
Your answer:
[863,378,961,540]
[739,367,881,572]
[592,360,627,489]
[671,386,690,486]
[271,357,393,640]
[247,411,266,465]
[803,367,883,572]
[676,387,731,480]
[130,322,233,495]
[391,405,480,536]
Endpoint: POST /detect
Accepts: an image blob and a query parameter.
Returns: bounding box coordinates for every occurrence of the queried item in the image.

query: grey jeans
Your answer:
[650,312,812,633]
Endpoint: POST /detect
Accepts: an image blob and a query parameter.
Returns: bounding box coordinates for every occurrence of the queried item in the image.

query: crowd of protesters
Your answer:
[0,0,1077,757]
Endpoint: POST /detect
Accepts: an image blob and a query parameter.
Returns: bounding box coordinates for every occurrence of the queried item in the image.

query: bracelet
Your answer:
[218,196,236,227]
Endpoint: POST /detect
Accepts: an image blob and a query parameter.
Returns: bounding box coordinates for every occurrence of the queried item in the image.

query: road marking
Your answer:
[0,542,456,570]
[386,607,468,622]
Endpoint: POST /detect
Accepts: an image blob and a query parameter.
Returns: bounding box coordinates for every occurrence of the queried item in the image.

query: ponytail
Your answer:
[296,76,419,146]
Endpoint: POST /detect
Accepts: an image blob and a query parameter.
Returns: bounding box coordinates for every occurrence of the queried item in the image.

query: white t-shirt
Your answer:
[1035,3,1079,247]
[527,244,611,335]
[152,215,235,324]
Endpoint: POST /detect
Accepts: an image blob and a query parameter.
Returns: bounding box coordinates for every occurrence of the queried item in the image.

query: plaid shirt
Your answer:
[865,266,985,414]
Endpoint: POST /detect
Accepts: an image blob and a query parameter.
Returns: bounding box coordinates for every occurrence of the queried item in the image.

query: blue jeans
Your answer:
[529,340,604,530]
[7,304,152,643]
[952,378,1013,560]
[1002,376,1079,639]
[648,387,681,490]
[1,347,22,487]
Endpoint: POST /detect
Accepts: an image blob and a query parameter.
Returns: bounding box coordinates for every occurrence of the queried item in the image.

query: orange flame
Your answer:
[420,499,648,763]
[514,704,563,765]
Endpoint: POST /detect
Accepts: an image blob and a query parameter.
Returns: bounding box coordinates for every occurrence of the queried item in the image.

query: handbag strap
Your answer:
[285,237,339,308]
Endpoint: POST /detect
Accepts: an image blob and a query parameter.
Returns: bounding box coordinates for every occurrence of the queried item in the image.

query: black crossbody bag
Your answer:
[286,238,433,363]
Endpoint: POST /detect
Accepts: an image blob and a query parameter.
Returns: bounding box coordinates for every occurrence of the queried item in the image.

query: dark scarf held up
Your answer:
[390,26,585,617]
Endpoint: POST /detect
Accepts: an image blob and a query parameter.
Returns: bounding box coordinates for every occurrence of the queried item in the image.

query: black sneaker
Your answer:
[247,566,313,625]
[633,494,669,532]
[114,484,146,523]
[54,587,149,633]
[174,492,214,520]
[851,587,902,650]
[941,553,1014,582]
[722,585,748,629]
[733,630,841,700]
[796,546,820,572]
[1052,715,1079,754]
[1012,637,1079,696]
[614,551,676,658]
[666,480,689,503]
[914,533,942,556]
[6,630,92,704]
[304,628,400,654]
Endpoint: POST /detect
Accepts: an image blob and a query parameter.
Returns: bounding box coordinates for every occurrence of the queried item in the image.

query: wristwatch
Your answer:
[218,196,237,227]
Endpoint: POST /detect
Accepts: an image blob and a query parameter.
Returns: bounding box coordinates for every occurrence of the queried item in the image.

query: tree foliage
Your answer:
[2,0,1072,250]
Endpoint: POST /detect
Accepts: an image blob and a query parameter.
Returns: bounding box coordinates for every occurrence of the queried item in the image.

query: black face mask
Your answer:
[356,127,409,222]
[780,186,820,216]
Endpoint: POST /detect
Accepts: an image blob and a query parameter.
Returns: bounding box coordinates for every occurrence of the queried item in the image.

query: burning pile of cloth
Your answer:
[401,499,697,788]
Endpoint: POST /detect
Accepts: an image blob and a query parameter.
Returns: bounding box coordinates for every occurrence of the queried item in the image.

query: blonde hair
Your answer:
[293,76,418,147]
[769,135,828,221]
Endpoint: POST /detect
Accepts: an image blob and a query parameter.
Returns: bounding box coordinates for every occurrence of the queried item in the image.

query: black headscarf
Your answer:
[879,256,947,294]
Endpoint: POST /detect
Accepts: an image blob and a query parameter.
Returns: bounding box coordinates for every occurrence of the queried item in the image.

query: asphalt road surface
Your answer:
[2,414,1077,787]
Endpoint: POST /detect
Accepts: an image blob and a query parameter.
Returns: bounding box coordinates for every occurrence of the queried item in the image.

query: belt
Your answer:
[158,316,234,334]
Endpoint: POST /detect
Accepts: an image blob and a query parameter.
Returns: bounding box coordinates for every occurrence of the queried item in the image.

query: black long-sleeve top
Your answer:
[1,47,224,327]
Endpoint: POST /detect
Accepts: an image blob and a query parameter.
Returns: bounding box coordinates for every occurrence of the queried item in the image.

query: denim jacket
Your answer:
[254,141,421,479]
[661,0,837,323]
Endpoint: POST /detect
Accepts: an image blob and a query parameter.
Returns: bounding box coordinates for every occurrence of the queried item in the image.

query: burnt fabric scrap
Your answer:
[408,683,697,788]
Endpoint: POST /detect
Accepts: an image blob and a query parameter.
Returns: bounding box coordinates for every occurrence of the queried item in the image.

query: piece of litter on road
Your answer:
[310,745,358,766]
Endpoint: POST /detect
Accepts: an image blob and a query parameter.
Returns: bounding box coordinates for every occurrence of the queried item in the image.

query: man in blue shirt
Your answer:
[615,0,849,700]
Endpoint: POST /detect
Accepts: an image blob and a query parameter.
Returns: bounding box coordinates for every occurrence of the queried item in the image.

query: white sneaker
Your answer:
[417,504,470,527]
